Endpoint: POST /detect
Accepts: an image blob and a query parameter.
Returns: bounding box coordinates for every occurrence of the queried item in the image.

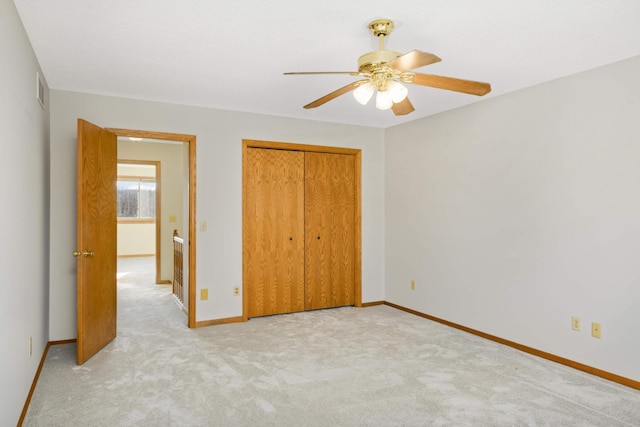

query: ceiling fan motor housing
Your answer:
[357,49,402,73]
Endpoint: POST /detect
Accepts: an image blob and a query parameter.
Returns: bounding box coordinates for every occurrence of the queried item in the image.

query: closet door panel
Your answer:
[246,148,305,317]
[276,149,306,314]
[330,154,356,306]
[305,152,331,310]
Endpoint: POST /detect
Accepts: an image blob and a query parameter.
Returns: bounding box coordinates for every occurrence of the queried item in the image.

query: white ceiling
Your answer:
[13,0,640,128]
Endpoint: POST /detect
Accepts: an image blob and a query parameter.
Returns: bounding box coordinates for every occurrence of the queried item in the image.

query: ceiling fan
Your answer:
[284,19,491,116]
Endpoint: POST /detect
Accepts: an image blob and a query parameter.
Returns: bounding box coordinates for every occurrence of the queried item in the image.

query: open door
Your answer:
[75,119,117,364]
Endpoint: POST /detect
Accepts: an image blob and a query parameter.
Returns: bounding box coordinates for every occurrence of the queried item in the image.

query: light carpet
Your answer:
[24,258,640,426]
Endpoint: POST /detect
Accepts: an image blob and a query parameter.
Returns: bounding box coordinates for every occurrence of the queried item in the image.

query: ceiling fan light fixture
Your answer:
[375,89,393,110]
[387,80,408,103]
[285,18,491,116]
[353,81,375,105]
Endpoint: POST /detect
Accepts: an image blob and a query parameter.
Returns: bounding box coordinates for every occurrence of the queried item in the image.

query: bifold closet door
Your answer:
[305,152,356,310]
[245,148,305,317]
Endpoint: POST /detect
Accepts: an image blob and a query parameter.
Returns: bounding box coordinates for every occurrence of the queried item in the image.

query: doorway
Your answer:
[107,127,197,328]
[76,121,197,364]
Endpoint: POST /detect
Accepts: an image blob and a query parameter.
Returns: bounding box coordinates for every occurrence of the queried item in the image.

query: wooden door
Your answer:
[76,119,118,364]
[245,148,305,317]
[329,154,356,307]
[305,152,355,310]
[305,153,331,309]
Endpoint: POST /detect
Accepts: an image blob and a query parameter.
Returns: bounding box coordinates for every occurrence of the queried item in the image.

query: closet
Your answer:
[242,140,361,319]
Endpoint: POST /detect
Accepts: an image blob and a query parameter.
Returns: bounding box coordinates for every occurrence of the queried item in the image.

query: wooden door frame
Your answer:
[109,128,197,328]
[116,159,163,283]
[242,139,362,322]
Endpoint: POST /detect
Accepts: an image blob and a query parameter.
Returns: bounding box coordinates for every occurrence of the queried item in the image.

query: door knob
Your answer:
[73,250,95,258]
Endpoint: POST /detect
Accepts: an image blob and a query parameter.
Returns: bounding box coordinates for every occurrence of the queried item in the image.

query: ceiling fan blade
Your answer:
[303,80,369,109]
[386,50,441,72]
[411,73,491,96]
[284,71,360,76]
[391,97,415,116]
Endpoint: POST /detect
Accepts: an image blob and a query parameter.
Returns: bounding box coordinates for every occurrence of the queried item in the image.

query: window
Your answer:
[117,179,156,220]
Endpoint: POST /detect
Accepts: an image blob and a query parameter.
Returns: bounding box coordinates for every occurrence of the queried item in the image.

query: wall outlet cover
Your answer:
[571,316,581,331]
[592,322,602,339]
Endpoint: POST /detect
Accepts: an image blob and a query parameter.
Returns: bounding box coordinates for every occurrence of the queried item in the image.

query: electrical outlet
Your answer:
[200,221,207,231]
[201,288,208,300]
[592,322,602,339]
[411,280,416,290]
[571,316,581,331]
[233,286,240,296]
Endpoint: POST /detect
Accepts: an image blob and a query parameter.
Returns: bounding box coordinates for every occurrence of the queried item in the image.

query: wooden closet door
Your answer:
[245,148,305,317]
[330,154,356,307]
[305,153,331,309]
[305,152,355,310]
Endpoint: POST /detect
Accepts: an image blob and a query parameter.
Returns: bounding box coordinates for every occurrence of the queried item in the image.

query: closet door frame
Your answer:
[242,139,362,321]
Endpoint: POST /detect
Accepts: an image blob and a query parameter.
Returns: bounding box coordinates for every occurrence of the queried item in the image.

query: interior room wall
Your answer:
[118,140,184,278]
[118,163,155,177]
[0,0,50,424]
[385,55,640,382]
[117,224,155,255]
[49,90,386,339]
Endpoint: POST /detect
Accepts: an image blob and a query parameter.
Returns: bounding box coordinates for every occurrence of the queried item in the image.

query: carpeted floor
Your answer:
[23,258,640,426]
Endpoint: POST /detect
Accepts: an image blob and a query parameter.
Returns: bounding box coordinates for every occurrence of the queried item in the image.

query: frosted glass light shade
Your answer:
[387,80,408,103]
[375,90,393,110]
[353,82,375,105]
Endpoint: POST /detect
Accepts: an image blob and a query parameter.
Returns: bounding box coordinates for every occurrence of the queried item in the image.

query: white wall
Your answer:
[118,163,155,178]
[49,90,386,338]
[0,0,50,424]
[385,56,640,382]
[118,140,185,278]
[117,223,155,255]
[181,142,191,313]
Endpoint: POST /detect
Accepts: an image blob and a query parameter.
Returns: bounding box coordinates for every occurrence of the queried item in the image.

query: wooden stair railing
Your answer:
[173,229,184,305]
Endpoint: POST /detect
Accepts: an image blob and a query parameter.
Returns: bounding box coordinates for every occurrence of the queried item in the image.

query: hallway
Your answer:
[117,256,186,330]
